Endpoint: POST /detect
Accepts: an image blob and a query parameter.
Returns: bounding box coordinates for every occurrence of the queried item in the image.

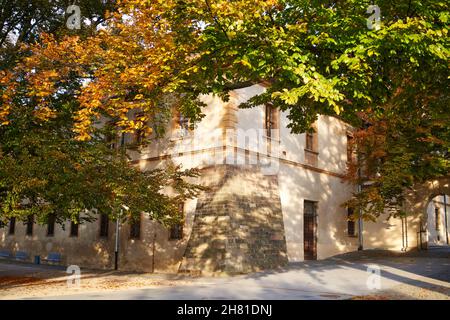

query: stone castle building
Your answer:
[1,85,449,274]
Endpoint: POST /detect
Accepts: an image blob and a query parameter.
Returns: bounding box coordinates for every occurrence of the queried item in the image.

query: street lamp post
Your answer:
[357,167,364,251]
[114,208,121,271]
[114,205,129,271]
[444,194,449,245]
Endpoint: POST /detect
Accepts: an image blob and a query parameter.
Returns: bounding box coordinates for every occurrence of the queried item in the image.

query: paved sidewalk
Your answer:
[1,248,449,300]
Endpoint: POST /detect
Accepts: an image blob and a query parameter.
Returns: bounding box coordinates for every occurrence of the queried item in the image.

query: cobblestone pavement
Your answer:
[0,247,448,300]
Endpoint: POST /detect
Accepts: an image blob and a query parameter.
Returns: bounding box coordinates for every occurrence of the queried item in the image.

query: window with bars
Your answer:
[47,214,56,237]
[130,215,141,239]
[435,208,441,231]
[8,217,15,235]
[99,213,109,238]
[347,208,356,237]
[25,215,34,236]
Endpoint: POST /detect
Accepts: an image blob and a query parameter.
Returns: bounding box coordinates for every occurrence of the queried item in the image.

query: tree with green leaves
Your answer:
[1,0,448,222]
[0,0,204,228]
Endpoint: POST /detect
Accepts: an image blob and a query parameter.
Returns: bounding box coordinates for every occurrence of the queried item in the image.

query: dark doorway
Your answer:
[304,200,317,260]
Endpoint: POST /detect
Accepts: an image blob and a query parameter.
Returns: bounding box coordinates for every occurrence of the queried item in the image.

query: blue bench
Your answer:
[0,250,11,258]
[14,251,29,261]
[42,252,62,265]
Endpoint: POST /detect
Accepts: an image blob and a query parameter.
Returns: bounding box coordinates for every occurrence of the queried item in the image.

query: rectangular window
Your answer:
[347,135,354,162]
[134,112,146,144]
[169,203,184,240]
[70,217,79,237]
[26,215,34,236]
[347,208,356,237]
[106,121,125,149]
[179,113,190,136]
[130,215,141,239]
[304,123,318,166]
[8,217,15,235]
[265,104,279,139]
[47,214,56,237]
[105,121,118,149]
[435,208,441,231]
[303,200,318,260]
[306,132,314,151]
[0,220,4,228]
[99,213,109,238]
[169,224,183,240]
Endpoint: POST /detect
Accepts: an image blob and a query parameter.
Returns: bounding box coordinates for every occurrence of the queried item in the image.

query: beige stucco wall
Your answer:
[426,196,450,246]
[1,84,438,273]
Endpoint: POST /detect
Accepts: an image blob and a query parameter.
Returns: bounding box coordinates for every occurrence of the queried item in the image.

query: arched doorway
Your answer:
[426,194,449,246]
[403,176,450,249]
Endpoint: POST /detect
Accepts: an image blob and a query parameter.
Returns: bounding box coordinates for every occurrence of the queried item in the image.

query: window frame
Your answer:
[70,217,79,237]
[25,215,34,236]
[99,213,109,238]
[346,134,354,162]
[264,104,279,140]
[8,217,16,235]
[129,214,141,240]
[47,214,56,237]
[169,203,184,241]
[435,207,441,231]
[347,208,357,237]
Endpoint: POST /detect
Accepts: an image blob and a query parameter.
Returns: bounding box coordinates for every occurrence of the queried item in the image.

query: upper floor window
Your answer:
[306,132,314,151]
[347,134,354,162]
[172,109,192,138]
[133,112,147,144]
[105,121,125,149]
[265,104,279,139]
[25,215,34,236]
[304,122,318,166]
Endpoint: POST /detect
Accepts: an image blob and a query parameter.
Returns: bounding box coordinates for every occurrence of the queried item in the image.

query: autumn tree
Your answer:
[0,0,204,227]
[1,0,449,221]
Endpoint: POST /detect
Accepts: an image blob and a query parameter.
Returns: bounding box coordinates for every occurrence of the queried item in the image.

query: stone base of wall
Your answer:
[179,165,288,275]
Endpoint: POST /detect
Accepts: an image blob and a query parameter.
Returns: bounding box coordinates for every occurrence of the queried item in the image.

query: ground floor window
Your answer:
[169,203,184,240]
[130,215,141,239]
[304,200,318,260]
[347,208,356,237]
[47,214,56,236]
[169,224,183,240]
[25,215,34,236]
[70,217,79,237]
[8,217,15,235]
[435,208,441,231]
[99,214,109,238]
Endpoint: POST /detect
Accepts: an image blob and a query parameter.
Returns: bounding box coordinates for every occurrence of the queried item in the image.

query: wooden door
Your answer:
[304,201,317,260]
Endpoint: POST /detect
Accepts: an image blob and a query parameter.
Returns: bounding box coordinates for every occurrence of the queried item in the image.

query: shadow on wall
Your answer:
[179,165,289,275]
